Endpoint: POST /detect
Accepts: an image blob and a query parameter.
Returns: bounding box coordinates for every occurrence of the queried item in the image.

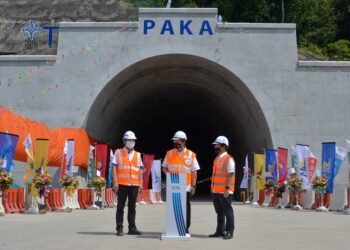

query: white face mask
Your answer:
[126,141,135,149]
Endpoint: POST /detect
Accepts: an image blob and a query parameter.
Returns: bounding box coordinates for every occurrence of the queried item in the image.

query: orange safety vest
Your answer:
[115,148,141,186]
[165,148,196,186]
[211,153,235,193]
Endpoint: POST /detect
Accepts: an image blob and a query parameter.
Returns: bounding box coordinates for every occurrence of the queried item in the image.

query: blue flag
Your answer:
[334,146,347,180]
[0,133,19,172]
[322,142,336,193]
[107,150,114,188]
[265,149,277,184]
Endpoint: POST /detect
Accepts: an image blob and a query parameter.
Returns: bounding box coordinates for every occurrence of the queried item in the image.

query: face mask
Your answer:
[126,141,135,149]
[214,147,221,155]
[173,142,181,149]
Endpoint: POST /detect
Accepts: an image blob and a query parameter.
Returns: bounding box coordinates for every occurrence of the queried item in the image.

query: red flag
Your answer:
[95,144,108,178]
[277,147,288,183]
[60,153,67,179]
[307,156,317,183]
[60,141,68,179]
[143,154,155,189]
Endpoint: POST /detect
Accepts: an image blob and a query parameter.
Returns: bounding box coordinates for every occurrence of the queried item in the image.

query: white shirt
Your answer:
[162,147,200,192]
[213,152,235,194]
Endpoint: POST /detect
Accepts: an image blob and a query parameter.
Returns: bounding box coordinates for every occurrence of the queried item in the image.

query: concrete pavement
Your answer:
[1,202,350,250]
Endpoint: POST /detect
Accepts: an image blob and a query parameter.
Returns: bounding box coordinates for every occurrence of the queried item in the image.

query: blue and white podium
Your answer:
[161,173,190,240]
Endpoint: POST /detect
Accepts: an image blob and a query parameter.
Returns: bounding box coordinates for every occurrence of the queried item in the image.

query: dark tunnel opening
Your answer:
[85,54,273,200]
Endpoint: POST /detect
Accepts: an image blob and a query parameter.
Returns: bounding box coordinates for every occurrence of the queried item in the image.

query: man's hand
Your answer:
[138,186,143,194]
[223,189,230,198]
[113,184,119,193]
[190,186,196,196]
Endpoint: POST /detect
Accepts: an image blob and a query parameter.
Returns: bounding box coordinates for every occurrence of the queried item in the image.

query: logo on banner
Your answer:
[97,160,104,171]
[256,169,263,180]
[66,157,72,172]
[21,20,59,47]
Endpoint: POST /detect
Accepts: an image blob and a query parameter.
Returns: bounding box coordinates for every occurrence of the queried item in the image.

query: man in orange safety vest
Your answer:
[162,131,200,234]
[209,136,235,240]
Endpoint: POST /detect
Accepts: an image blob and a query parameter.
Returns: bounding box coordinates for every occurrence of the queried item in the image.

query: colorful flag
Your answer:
[60,140,75,178]
[23,133,34,182]
[107,149,114,188]
[95,144,108,178]
[322,142,336,193]
[87,145,95,187]
[346,140,350,183]
[64,140,75,177]
[151,160,161,192]
[295,144,311,189]
[254,153,265,190]
[265,149,277,184]
[291,145,297,169]
[33,139,49,173]
[32,139,49,196]
[143,154,155,190]
[334,145,346,179]
[307,155,317,184]
[277,147,288,183]
[0,132,19,172]
[240,155,249,189]
[60,141,67,179]
[303,147,317,185]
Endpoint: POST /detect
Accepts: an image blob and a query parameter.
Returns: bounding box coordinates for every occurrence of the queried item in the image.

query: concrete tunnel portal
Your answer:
[85,54,273,199]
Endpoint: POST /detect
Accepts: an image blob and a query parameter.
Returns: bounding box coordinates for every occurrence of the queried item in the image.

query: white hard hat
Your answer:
[172,131,187,140]
[123,131,137,140]
[212,136,229,146]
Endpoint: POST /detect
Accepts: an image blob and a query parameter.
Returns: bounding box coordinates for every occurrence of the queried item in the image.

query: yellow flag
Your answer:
[255,153,266,190]
[31,139,49,196]
[23,147,34,183]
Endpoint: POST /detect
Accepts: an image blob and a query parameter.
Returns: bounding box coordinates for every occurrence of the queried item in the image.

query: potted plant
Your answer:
[287,176,303,210]
[60,175,79,211]
[60,175,79,197]
[312,176,328,212]
[274,182,287,209]
[32,172,52,213]
[263,180,275,207]
[91,176,106,208]
[0,169,14,194]
[0,169,14,215]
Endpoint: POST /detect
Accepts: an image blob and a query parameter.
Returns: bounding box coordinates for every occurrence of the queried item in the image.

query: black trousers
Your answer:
[116,185,139,230]
[212,193,234,233]
[186,192,191,232]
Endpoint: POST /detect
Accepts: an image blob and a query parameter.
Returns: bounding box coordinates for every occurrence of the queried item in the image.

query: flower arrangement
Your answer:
[312,176,328,195]
[0,169,14,191]
[287,176,303,192]
[91,177,106,206]
[32,172,52,198]
[91,176,106,195]
[274,182,287,198]
[264,180,275,191]
[60,175,79,196]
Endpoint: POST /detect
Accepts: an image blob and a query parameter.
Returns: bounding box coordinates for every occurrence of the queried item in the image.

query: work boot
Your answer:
[128,228,142,235]
[223,231,233,240]
[116,227,124,236]
[209,232,225,238]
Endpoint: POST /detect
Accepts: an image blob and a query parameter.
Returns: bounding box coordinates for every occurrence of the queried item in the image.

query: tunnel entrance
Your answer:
[85,54,273,200]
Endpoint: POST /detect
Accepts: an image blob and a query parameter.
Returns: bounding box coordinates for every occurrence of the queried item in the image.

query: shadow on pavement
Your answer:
[136,231,162,239]
[190,234,209,239]
[77,232,115,236]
